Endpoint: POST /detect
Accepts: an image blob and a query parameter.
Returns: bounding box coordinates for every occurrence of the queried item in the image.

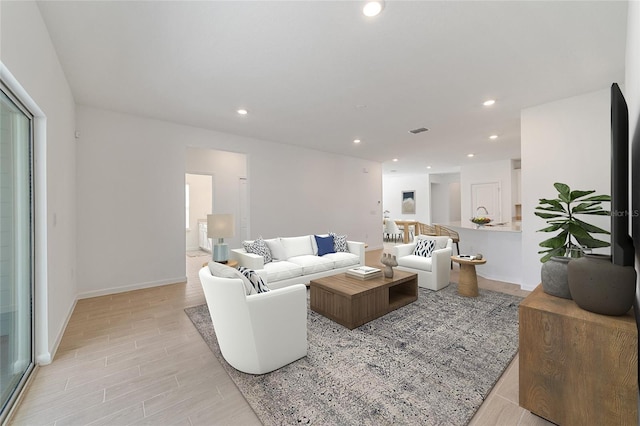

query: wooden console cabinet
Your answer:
[519,285,638,425]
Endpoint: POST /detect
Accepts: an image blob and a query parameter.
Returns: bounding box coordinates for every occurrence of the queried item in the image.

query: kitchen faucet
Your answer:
[476,206,489,216]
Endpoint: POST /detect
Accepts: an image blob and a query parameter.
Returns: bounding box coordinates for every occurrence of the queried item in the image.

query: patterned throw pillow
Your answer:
[242,237,272,264]
[238,267,270,294]
[329,232,349,252]
[414,238,436,258]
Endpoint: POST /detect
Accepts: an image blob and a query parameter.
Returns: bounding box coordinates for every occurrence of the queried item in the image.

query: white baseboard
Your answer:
[366,244,384,251]
[76,277,188,300]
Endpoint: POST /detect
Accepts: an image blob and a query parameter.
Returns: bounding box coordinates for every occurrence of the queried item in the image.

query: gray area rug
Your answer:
[185,284,521,425]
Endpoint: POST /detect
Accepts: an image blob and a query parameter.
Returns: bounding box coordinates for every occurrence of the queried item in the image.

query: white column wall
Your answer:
[521,89,611,291]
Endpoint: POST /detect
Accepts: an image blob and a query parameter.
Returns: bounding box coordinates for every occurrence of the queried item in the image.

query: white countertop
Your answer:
[440,221,522,233]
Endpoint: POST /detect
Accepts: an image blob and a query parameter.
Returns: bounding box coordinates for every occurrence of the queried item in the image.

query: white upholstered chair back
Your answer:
[199,267,308,374]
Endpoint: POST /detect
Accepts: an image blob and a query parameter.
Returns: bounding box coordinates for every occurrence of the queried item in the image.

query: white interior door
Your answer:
[471,182,501,222]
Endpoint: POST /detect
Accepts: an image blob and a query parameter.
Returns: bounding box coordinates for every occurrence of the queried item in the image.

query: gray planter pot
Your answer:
[540,256,572,299]
[567,254,636,316]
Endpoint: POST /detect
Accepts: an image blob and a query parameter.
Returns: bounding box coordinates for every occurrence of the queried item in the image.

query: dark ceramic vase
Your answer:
[567,254,636,316]
[540,256,572,299]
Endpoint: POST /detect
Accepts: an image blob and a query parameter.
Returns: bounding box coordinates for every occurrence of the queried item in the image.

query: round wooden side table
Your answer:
[202,259,238,269]
[451,256,487,297]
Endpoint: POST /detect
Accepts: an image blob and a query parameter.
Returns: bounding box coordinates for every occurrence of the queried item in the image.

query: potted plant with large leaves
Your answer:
[535,182,610,298]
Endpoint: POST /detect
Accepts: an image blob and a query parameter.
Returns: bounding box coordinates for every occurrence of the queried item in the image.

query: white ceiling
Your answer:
[36,1,628,174]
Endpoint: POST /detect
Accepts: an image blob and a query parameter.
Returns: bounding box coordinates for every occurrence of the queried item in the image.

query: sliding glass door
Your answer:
[0,85,34,421]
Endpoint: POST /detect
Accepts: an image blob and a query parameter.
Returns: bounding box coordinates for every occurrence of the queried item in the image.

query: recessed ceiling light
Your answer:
[363,1,384,17]
[489,135,498,140]
[354,139,361,144]
[467,153,475,158]
[483,99,495,106]
[426,166,432,169]
[392,158,399,162]
[237,109,248,115]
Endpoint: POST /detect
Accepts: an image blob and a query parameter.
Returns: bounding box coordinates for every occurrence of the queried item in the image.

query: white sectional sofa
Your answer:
[230,234,365,289]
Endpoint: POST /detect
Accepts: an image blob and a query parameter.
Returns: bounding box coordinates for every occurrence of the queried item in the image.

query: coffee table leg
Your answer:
[458,263,479,297]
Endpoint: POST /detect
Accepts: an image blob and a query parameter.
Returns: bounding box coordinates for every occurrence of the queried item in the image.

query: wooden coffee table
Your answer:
[310,269,418,329]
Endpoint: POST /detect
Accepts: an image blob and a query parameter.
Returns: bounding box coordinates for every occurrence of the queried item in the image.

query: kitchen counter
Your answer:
[443,221,522,233]
[437,221,523,285]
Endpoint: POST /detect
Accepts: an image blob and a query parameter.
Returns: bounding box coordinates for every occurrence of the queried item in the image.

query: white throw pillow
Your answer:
[208,261,255,295]
[264,238,287,260]
[280,236,314,259]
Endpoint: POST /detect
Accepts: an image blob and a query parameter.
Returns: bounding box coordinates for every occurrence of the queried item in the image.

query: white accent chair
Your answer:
[393,236,453,291]
[198,266,308,374]
[384,220,403,242]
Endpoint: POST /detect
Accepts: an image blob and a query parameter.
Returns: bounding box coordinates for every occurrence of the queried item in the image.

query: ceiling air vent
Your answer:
[409,127,429,134]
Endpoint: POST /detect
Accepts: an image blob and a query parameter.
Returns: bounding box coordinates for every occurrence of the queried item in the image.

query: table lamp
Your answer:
[207,214,235,263]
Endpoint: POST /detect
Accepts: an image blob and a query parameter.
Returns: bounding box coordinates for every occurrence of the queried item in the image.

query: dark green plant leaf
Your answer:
[537,199,566,211]
[539,232,568,249]
[567,222,593,239]
[539,246,567,263]
[571,202,601,213]
[534,212,564,219]
[537,223,564,233]
[573,217,610,235]
[573,235,610,248]
[569,190,595,201]
[554,182,570,203]
[581,195,611,202]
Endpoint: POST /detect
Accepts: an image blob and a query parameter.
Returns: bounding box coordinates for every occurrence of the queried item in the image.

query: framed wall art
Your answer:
[402,190,416,214]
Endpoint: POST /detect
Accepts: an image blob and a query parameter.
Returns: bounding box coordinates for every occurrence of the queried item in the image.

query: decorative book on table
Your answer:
[346,266,382,280]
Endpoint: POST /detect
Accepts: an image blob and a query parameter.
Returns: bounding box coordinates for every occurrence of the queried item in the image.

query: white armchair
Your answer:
[198,266,307,374]
[393,236,452,291]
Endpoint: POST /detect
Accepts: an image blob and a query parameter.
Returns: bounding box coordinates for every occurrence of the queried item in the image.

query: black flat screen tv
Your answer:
[610,83,635,267]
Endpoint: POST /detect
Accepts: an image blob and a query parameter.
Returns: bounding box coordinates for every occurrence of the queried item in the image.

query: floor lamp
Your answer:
[207,214,235,263]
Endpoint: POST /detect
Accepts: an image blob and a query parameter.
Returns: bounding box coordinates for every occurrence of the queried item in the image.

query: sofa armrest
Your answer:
[347,241,366,265]
[247,284,308,360]
[394,243,417,258]
[431,247,453,286]
[230,248,265,270]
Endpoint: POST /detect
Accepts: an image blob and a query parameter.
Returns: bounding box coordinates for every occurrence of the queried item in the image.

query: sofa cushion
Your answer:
[264,238,287,261]
[287,255,334,275]
[243,237,272,264]
[311,233,329,255]
[315,235,335,256]
[414,238,435,258]
[397,255,433,272]
[238,266,270,293]
[280,236,314,258]
[329,232,349,252]
[208,261,255,295]
[263,260,304,283]
[322,252,359,269]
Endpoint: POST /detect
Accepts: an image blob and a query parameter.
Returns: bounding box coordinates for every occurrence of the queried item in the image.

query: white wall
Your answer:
[185,148,247,251]
[460,159,513,223]
[521,89,611,291]
[185,174,212,251]
[429,172,461,223]
[76,105,383,297]
[382,174,430,223]
[1,1,77,363]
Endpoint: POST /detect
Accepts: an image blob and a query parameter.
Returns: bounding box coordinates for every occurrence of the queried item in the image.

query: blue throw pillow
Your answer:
[315,235,335,256]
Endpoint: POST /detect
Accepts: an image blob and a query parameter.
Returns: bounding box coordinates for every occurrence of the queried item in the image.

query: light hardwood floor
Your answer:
[8,248,552,426]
